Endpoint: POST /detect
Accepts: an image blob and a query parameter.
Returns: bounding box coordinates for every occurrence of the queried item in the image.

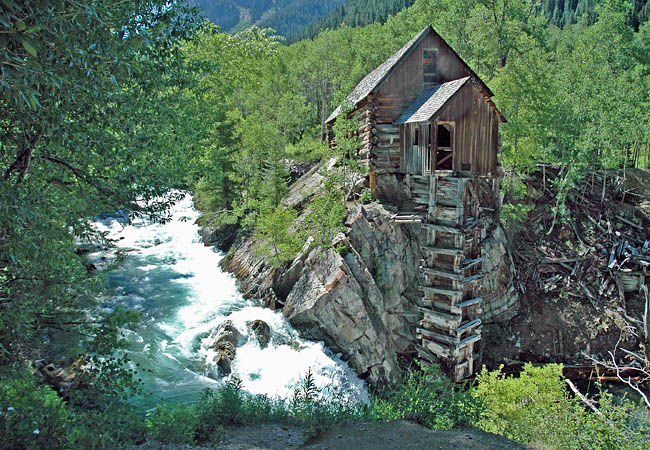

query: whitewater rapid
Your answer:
[89,193,367,406]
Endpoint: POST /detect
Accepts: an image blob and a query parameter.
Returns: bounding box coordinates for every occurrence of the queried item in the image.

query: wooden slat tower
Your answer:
[394,173,483,381]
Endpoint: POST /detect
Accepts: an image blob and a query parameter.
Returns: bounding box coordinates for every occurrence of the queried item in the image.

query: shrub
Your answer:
[145,403,199,445]
[285,138,329,163]
[68,403,148,449]
[473,363,580,445]
[0,367,71,450]
[370,364,478,430]
[289,368,365,439]
[500,203,533,232]
[500,175,533,233]
[254,206,301,268]
[473,363,650,449]
[359,188,372,204]
[302,176,347,250]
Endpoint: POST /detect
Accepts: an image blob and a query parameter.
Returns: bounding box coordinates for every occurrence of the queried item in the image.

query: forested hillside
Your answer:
[188,0,345,38]
[541,0,649,28]
[191,0,650,41]
[298,0,415,41]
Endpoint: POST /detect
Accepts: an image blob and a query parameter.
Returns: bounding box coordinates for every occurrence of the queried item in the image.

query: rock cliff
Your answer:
[218,165,517,388]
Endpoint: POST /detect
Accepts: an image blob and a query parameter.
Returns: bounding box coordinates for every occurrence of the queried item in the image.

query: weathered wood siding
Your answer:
[369,32,498,177]
[377,33,472,108]
[434,83,498,177]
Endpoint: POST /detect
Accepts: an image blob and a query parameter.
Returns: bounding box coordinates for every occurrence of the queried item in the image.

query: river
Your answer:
[89,193,367,407]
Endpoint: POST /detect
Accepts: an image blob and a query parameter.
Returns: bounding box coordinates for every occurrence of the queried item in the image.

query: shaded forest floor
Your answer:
[483,166,650,388]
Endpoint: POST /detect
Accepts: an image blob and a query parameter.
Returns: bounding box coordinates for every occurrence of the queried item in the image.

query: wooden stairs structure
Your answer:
[392,174,483,381]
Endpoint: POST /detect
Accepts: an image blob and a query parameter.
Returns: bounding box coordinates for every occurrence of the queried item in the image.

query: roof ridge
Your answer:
[326,26,432,124]
[326,26,494,124]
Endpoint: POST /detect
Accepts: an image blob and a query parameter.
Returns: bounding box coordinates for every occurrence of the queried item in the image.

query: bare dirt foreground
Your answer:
[137,420,526,449]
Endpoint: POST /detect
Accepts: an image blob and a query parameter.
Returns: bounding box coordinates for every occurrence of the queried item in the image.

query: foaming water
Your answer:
[90,193,367,406]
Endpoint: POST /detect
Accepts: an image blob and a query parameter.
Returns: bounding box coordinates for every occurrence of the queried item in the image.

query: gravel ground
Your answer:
[135,420,527,449]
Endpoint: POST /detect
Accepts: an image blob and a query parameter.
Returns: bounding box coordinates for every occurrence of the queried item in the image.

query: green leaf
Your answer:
[27,92,40,110]
[18,90,30,108]
[15,18,26,31]
[25,25,42,35]
[21,39,37,58]
[0,0,19,11]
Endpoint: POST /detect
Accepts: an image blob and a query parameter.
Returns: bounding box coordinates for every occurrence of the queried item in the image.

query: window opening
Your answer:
[436,123,453,170]
[423,48,439,85]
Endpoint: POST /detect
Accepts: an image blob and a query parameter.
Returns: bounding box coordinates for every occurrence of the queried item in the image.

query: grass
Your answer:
[3,363,650,449]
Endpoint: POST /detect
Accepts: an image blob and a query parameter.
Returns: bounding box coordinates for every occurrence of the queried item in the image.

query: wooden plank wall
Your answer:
[330,98,376,168]
[378,33,472,101]
[434,83,499,177]
[367,32,498,178]
[333,30,500,180]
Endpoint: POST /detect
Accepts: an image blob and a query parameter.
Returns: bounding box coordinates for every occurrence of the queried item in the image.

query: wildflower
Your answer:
[7,407,14,411]
[33,429,40,435]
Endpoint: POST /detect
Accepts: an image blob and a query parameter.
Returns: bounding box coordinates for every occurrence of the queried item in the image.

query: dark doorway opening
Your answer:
[436,123,453,170]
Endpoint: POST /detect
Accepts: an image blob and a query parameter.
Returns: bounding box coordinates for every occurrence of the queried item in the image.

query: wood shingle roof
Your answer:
[326,25,494,124]
[395,77,470,124]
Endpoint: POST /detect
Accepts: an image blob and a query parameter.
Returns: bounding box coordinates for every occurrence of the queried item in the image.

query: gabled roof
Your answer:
[326,27,431,124]
[395,77,470,124]
[326,25,494,124]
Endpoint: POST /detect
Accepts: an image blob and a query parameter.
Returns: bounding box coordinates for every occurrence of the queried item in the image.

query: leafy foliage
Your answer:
[0,367,70,450]
[370,364,478,429]
[500,176,533,233]
[0,0,203,372]
[254,206,301,267]
[473,364,579,443]
[473,363,650,449]
[302,176,347,250]
[146,403,200,445]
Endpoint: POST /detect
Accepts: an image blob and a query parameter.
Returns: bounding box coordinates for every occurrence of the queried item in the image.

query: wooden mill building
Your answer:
[327,25,506,381]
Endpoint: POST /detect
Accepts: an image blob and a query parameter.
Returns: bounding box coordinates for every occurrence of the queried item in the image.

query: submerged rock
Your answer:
[247,319,271,348]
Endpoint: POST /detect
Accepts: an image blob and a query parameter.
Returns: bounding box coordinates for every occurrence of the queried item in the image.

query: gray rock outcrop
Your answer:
[219,166,517,388]
[223,200,424,387]
[247,319,271,348]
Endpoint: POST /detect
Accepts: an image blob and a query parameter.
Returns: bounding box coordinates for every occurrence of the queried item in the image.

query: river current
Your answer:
[89,193,367,406]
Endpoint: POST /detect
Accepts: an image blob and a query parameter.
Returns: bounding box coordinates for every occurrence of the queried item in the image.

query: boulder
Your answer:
[214,320,241,347]
[282,203,422,387]
[37,357,90,399]
[247,320,271,348]
[214,340,236,376]
[225,201,423,388]
[198,223,239,251]
[211,321,241,376]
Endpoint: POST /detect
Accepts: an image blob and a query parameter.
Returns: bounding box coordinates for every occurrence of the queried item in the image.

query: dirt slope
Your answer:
[302,421,527,450]
[136,420,526,449]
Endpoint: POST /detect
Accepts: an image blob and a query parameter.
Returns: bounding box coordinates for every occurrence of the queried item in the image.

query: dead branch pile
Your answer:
[509,165,650,385]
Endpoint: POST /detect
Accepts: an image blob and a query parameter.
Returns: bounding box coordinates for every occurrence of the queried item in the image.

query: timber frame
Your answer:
[327,25,506,381]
